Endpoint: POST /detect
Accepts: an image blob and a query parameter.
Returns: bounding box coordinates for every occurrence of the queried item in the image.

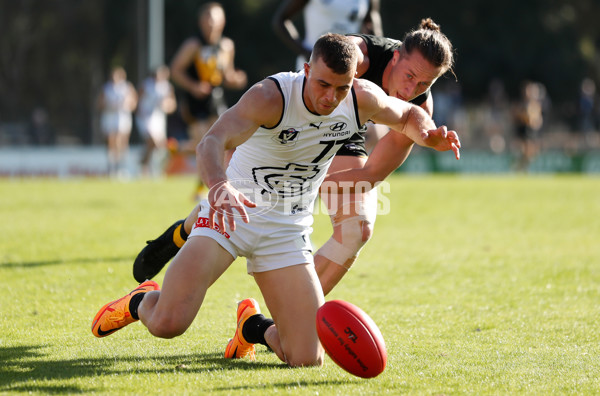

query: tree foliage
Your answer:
[0,0,598,144]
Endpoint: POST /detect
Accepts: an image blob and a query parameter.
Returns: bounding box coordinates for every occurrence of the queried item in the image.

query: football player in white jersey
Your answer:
[131,18,455,296]
[92,34,460,367]
[98,66,138,178]
[272,0,382,71]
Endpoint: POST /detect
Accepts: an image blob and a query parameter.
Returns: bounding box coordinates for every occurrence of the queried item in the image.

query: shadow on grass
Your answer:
[0,344,305,393]
[212,379,357,393]
[0,256,133,269]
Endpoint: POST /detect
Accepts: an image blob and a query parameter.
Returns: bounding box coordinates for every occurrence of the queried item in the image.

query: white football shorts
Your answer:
[189,201,314,274]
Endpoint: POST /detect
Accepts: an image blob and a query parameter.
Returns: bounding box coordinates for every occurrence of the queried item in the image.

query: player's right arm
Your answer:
[271,0,312,61]
[362,0,383,36]
[196,78,283,231]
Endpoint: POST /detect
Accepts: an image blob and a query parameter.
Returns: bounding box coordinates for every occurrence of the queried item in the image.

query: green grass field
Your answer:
[1,174,599,395]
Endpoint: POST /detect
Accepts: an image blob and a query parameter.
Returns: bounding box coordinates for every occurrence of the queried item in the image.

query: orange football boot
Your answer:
[91,280,160,338]
[224,298,261,360]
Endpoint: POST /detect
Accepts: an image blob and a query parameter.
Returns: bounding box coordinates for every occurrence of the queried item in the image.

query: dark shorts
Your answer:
[182,88,227,123]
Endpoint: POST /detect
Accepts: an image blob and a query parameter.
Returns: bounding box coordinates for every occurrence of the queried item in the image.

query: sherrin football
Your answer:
[316,300,387,378]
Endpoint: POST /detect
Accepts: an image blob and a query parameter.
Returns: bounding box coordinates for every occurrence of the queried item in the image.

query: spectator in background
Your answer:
[136,65,177,178]
[28,106,54,146]
[272,0,382,72]
[579,77,598,147]
[483,78,510,154]
[170,2,247,199]
[513,80,547,171]
[98,66,138,179]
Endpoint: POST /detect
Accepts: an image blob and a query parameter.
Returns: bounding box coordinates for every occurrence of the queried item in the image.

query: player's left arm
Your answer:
[356,80,460,159]
[347,92,436,187]
[326,80,460,189]
[221,37,247,90]
[362,0,383,36]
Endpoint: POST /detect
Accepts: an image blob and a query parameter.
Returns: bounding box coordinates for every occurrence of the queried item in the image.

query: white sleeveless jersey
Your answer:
[226,71,361,227]
[295,0,370,70]
[100,80,133,134]
[102,81,130,113]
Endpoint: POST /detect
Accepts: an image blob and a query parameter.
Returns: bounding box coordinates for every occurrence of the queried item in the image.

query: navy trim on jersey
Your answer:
[302,77,321,116]
[263,77,285,130]
[350,85,362,130]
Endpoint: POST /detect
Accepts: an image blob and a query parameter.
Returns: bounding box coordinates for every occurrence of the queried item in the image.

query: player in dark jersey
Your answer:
[170,2,247,199]
[132,19,456,295]
[316,19,455,293]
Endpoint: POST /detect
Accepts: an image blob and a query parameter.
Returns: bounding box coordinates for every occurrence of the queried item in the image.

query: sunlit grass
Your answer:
[1,174,599,394]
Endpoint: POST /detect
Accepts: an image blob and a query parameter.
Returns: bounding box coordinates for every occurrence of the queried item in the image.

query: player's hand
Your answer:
[190,81,212,99]
[207,181,257,233]
[421,125,461,160]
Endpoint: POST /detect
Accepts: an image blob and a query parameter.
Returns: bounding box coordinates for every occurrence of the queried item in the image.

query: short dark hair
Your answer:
[402,18,455,79]
[310,33,358,74]
[198,2,223,17]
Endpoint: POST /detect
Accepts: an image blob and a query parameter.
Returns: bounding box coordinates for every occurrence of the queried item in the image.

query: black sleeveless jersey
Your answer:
[349,33,430,106]
[182,34,226,121]
[336,34,431,157]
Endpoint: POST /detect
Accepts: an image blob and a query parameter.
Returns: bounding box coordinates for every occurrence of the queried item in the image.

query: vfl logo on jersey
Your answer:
[252,162,320,197]
[273,128,300,146]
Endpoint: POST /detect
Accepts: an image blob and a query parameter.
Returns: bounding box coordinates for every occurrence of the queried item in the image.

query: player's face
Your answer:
[303,57,355,116]
[199,6,225,44]
[386,49,443,101]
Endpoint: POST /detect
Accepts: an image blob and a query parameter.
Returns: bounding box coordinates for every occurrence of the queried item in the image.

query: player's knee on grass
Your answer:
[146,315,190,339]
[284,346,324,368]
[141,299,191,339]
[263,315,323,367]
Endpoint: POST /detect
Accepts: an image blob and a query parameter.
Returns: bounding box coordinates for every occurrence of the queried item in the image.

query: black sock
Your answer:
[179,222,189,240]
[129,293,145,320]
[242,314,274,346]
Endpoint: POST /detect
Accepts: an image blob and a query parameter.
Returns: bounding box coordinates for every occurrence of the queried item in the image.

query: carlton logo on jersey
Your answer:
[252,163,321,198]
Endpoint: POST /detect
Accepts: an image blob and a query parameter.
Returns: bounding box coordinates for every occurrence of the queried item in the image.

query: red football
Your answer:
[316,300,387,378]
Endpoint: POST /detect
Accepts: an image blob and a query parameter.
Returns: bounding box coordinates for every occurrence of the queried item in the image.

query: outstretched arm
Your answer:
[329,79,461,190]
[197,79,283,231]
[356,79,460,159]
[325,130,414,188]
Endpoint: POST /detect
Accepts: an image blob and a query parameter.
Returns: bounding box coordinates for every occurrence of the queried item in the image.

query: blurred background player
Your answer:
[272,0,382,72]
[98,66,138,179]
[136,65,177,178]
[170,2,247,199]
[512,80,548,171]
[131,19,457,299]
